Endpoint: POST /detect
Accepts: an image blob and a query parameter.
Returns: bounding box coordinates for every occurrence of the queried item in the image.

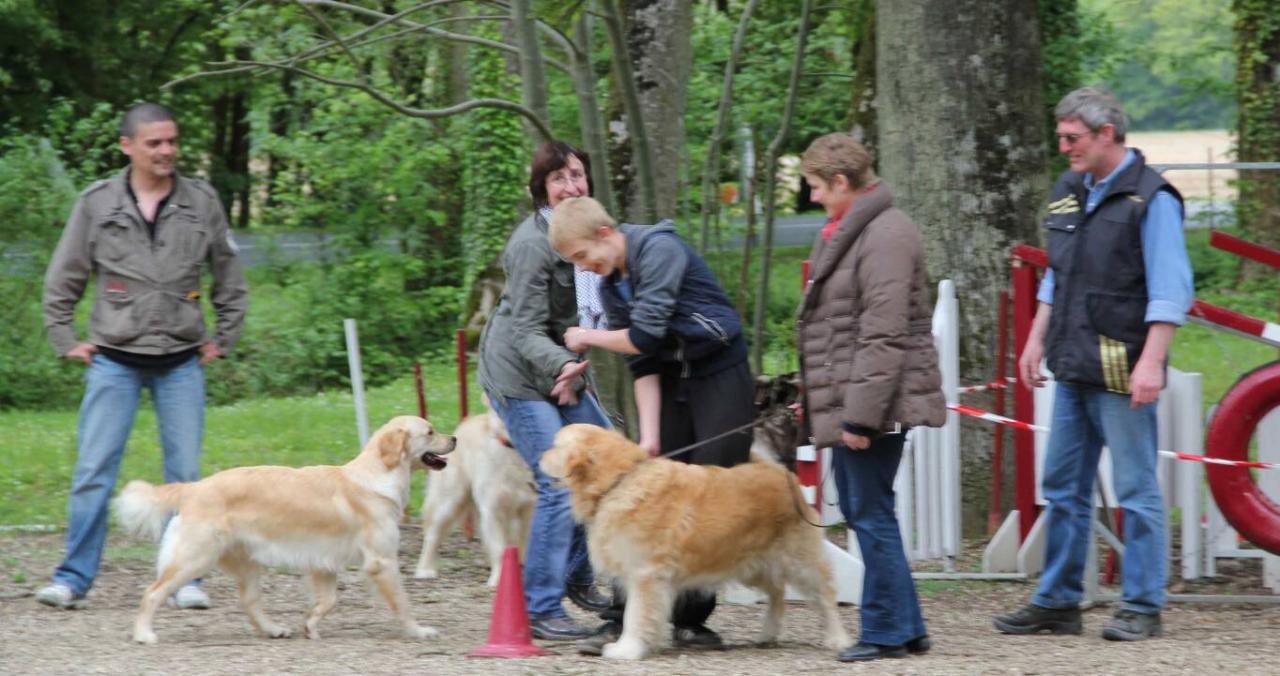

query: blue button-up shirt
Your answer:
[1037,149,1194,325]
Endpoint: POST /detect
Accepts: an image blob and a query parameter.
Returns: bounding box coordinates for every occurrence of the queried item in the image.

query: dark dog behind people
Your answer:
[751,373,803,471]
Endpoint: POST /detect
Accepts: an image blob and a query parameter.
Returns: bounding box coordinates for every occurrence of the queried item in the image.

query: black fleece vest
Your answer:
[1043,150,1183,392]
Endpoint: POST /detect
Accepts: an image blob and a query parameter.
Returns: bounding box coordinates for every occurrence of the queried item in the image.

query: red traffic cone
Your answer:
[467,546,552,658]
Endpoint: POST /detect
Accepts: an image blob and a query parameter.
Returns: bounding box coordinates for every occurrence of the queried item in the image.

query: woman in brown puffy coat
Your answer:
[797,133,946,663]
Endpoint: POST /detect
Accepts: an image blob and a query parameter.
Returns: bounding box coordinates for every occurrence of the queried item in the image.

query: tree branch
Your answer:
[297,0,570,72]
[295,0,364,79]
[205,59,554,140]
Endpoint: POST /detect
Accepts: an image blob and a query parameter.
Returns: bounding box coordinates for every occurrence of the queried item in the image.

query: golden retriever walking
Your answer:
[115,416,455,644]
[540,424,852,660]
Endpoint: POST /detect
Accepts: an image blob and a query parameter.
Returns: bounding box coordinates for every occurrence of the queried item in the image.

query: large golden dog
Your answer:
[540,424,852,660]
[115,415,455,645]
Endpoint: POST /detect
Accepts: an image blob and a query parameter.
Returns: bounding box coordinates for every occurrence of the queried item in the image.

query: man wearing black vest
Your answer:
[993,88,1193,641]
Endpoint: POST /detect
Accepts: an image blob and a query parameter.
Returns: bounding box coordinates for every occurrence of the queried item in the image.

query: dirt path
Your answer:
[2,528,1278,675]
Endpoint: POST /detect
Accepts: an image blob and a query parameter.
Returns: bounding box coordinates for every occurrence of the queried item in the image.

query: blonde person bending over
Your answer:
[546,196,753,653]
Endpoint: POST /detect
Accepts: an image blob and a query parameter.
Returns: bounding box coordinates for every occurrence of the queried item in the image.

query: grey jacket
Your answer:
[478,211,581,400]
[42,170,249,357]
[797,182,945,448]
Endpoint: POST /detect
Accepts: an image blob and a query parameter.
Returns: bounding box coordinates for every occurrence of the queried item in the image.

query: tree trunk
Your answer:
[600,0,657,222]
[459,22,528,341]
[511,0,552,143]
[751,0,812,374]
[571,12,619,216]
[1233,0,1280,274]
[699,0,761,253]
[625,0,692,222]
[877,0,1048,535]
[848,0,876,156]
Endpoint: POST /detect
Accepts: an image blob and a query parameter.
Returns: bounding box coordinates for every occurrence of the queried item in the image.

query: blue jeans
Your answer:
[832,433,928,646]
[486,390,610,619]
[53,353,206,596]
[1033,382,1165,615]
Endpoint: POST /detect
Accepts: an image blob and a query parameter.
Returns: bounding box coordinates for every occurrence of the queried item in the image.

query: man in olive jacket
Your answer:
[37,103,248,610]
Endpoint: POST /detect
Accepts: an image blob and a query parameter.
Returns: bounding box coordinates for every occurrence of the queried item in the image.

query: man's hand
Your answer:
[64,342,97,366]
[1129,358,1164,408]
[841,430,871,450]
[199,342,225,366]
[1018,337,1047,390]
[564,327,590,353]
[551,360,590,406]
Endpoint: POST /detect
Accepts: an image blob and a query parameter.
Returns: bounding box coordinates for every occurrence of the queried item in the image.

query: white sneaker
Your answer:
[35,583,86,609]
[168,583,211,609]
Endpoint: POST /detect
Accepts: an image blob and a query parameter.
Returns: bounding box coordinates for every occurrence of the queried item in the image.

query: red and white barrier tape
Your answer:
[948,404,1045,434]
[946,403,1276,471]
[957,377,1017,394]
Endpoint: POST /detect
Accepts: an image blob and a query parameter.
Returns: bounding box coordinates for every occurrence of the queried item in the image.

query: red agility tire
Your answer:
[1205,361,1280,555]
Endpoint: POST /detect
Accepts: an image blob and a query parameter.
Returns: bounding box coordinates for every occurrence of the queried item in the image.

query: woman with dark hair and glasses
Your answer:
[476,141,612,641]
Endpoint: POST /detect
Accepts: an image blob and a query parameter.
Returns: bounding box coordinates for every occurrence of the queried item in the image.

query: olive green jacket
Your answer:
[42,170,249,357]
[478,211,582,401]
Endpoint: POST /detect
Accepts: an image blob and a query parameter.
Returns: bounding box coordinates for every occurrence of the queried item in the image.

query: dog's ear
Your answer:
[378,428,410,469]
[561,444,595,482]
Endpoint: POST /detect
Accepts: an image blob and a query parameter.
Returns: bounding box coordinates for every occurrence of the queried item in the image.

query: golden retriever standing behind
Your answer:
[114,415,455,645]
[414,409,535,587]
[541,424,853,660]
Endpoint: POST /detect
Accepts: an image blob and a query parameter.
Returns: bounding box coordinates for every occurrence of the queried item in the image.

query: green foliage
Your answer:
[0,134,77,251]
[1080,0,1235,130]
[207,252,462,405]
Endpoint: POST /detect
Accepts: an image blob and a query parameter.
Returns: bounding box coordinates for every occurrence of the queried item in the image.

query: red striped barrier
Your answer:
[946,402,1276,471]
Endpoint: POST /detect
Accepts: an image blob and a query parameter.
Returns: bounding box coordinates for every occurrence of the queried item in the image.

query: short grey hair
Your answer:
[1055,87,1127,142]
[119,102,176,138]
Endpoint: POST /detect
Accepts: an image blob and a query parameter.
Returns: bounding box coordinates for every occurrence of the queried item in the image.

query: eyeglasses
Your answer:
[548,170,587,186]
[1056,131,1094,146]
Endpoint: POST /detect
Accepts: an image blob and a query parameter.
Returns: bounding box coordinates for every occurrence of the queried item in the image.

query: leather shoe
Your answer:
[529,616,593,641]
[576,620,623,656]
[992,604,1082,635]
[672,624,725,650]
[837,641,908,662]
[565,581,613,613]
[905,634,932,654]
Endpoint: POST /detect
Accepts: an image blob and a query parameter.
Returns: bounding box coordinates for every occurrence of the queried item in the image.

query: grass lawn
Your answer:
[0,359,485,527]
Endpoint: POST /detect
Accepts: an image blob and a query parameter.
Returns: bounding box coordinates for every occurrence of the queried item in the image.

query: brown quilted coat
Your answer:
[797,182,946,448]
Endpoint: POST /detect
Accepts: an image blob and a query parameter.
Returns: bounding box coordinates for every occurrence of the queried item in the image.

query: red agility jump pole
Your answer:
[1010,246,1043,539]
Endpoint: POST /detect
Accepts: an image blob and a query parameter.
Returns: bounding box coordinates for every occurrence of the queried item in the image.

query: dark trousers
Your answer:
[602,360,754,628]
[831,432,928,646]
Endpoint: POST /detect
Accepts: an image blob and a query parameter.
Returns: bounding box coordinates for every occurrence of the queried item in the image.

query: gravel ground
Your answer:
[2,527,1279,676]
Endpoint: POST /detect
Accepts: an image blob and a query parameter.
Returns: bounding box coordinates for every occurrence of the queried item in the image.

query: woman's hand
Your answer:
[551,360,590,406]
[841,430,871,450]
[637,436,660,457]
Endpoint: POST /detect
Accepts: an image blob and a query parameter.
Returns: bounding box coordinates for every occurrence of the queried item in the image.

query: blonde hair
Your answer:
[800,133,876,189]
[549,196,616,252]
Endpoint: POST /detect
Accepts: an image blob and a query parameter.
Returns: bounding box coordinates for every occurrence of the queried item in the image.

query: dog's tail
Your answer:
[113,480,189,541]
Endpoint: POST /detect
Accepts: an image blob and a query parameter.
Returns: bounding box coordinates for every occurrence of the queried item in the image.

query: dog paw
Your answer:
[413,567,438,580]
[484,573,500,588]
[602,639,647,660]
[132,629,159,645]
[825,632,854,651]
[262,624,292,639]
[304,625,321,640]
[407,624,439,640]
